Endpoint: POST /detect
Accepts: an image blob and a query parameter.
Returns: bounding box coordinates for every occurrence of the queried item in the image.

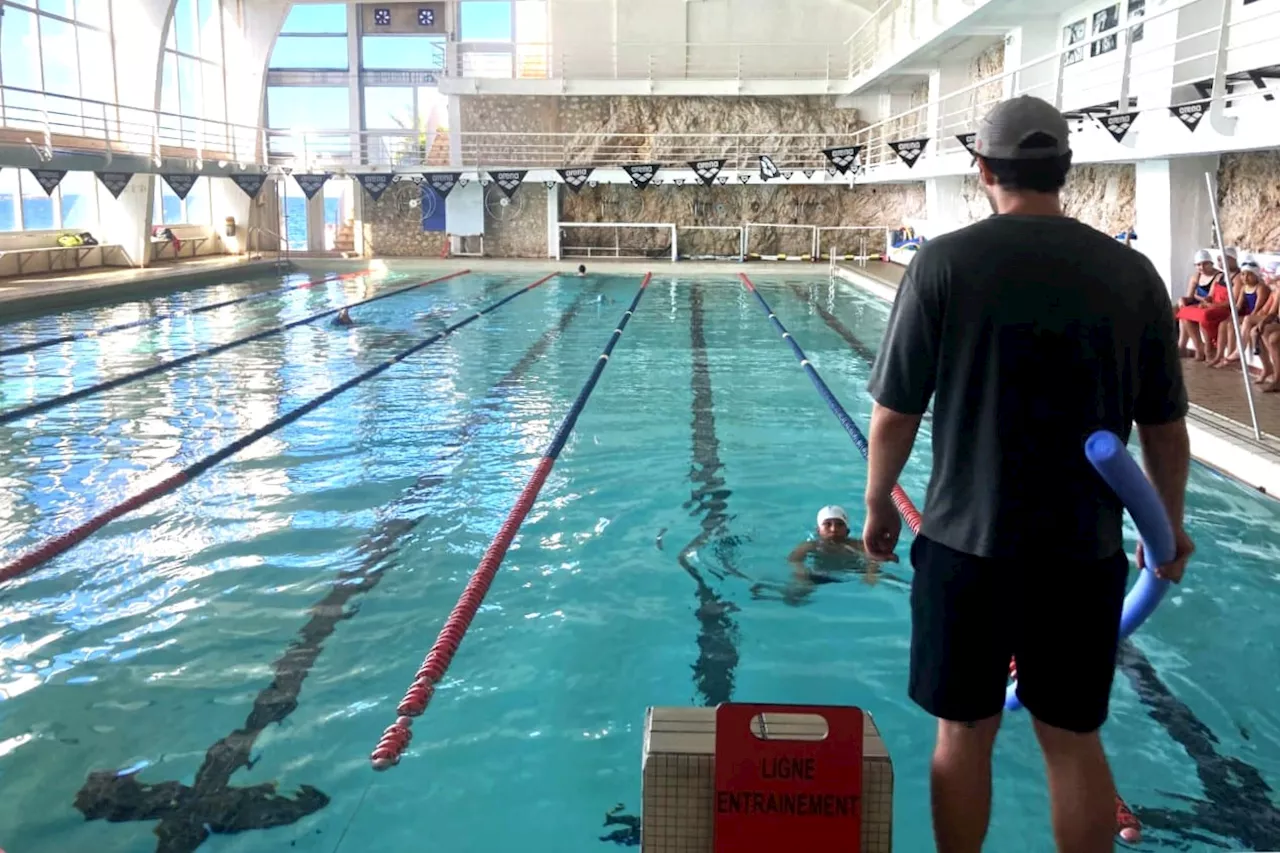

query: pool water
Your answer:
[0,269,1278,853]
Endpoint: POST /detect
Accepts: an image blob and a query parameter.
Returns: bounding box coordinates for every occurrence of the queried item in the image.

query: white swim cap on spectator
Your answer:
[1224,247,1239,259]
[1241,254,1260,271]
[1194,249,1213,263]
[817,505,849,526]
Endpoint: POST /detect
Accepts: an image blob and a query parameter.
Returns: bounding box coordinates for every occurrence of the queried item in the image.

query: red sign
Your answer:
[713,703,863,852]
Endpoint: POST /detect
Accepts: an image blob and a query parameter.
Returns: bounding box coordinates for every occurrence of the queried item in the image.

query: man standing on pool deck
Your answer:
[861,95,1196,853]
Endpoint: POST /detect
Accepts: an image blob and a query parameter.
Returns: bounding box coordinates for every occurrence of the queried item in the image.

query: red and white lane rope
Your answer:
[370,272,652,770]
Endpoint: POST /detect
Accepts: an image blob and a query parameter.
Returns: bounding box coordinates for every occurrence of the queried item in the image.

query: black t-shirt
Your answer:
[866,214,1188,561]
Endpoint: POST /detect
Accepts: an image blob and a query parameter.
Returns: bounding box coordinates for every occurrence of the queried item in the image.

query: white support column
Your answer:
[1003,20,1063,102]
[306,191,327,252]
[926,57,969,147]
[348,3,363,162]
[546,184,560,259]
[1134,155,1220,297]
[924,175,972,236]
[99,174,156,268]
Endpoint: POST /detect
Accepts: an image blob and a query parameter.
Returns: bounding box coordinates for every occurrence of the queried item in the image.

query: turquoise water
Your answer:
[0,270,1278,852]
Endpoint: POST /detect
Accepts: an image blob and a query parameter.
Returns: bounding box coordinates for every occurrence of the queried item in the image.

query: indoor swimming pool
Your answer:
[0,268,1278,852]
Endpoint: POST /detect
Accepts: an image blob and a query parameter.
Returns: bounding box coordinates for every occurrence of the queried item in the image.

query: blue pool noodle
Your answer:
[1005,430,1175,712]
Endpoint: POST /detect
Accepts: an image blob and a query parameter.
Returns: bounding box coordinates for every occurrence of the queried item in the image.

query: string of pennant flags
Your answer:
[1,103,1203,207]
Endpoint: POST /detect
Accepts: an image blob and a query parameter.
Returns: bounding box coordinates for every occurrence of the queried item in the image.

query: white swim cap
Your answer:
[1241,254,1260,271]
[1193,249,1213,264]
[1224,247,1239,259]
[817,505,849,526]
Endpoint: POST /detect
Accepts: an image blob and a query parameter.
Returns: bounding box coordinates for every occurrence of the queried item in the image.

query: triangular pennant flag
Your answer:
[162,174,198,200]
[822,145,863,175]
[956,133,978,156]
[31,169,67,195]
[651,177,664,186]
[674,178,686,186]
[491,170,526,199]
[544,180,557,189]
[688,158,724,187]
[781,171,794,180]
[458,178,470,187]
[96,172,132,199]
[480,178,493,187]
[356,173,393,202]
[1169,102,1205,133]
[825,164,839,177]
[716,175,729,185]
[887,138,929,168]
[803,169,815,179]
[759,154,781,182]
[229,173,266,200]
[1099,112,1138,143]
[622,163,659,190]
[557,167,594,193]
[295,173,330,199]
[587,179,599,188]
[427,172,460,198]
[738,173,752,184]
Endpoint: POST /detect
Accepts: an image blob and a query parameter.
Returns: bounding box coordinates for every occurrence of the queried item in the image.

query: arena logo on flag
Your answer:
[887,138,929,168]
[96,172,132,199]
[295,173,330,200]
[689,159,724,187]
[357,173,392,201]
[557,167,594,193]
[622,163,659,190]
[822,145,863,175]
[229,172,266,199]
[427,172,460,198]
[1169,102,1205,133]
[491,170,527,199]
[162,174,198,200]
[1099,112,1139,143]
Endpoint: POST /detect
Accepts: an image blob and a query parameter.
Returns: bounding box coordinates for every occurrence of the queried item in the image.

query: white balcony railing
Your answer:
[0,0,1275,178]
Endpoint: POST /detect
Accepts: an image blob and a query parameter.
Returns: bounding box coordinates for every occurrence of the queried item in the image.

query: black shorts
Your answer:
[908,534,1130,734]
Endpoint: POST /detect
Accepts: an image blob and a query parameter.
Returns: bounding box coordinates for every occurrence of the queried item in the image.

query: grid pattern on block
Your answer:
[641,707,894,852]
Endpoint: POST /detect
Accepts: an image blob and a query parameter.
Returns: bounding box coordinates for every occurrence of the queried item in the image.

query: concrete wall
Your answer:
[945,163,1136,237]
[548,0,869,78]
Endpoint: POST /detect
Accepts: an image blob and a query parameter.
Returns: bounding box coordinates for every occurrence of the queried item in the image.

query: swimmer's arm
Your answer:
[788,542,816,580]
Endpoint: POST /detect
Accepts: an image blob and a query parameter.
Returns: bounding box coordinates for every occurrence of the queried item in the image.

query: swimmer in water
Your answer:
[577,264,587,277]
[751,505,902,605]
[333,307,355,327]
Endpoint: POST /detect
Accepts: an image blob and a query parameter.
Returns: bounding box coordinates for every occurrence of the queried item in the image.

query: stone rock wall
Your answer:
[459,95,863,167]
[361,181,448,258]
[1218,150,1280,252]
[485,183,548,258]
[971,41,1005,120]
[1063,163,1136,236]
[954,162,1135,236]
[560,183,926,257]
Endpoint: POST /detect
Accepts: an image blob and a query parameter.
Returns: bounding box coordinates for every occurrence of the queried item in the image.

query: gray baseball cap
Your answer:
[974,95,1072,160]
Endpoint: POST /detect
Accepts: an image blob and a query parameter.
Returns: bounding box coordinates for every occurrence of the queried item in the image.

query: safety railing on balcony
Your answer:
[843,0,985,82]
[0,0,1275,178]
[0,84,265,165]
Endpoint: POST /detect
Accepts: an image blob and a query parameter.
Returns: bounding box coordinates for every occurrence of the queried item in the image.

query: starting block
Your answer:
[641,703,893,852]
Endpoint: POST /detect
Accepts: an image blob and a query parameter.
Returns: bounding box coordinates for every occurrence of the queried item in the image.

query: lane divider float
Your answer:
[0,270,466,427]
[369,272,652,771]
[0,269,375,359]
[739,273,1143,842]
[0,271,558,585]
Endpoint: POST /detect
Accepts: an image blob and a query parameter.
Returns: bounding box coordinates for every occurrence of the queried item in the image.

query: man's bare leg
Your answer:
[931,715,1001,853]
[1033,719,1115,853]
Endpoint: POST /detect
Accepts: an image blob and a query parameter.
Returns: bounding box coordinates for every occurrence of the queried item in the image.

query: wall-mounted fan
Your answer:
[484,184,526,222]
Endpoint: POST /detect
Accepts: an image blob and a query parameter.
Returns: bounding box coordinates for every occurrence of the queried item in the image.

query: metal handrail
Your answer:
[247,224,290,268]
